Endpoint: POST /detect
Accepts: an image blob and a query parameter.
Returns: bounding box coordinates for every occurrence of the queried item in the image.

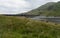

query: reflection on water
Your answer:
[31,16,60,23]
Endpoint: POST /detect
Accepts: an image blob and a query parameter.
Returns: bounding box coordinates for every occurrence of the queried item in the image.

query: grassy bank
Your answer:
[0,16,60,38]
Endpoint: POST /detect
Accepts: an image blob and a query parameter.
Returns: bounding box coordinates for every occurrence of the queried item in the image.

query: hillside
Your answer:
[21,2,55,15]
[46,1,60,16]
[22,1,60,16]
[0,16,60,38]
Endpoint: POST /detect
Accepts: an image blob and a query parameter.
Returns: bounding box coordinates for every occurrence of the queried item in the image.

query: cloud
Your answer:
[0,0,31,14]
[26,0,60,9]
[0,0,31,8]
[0,0,60,14]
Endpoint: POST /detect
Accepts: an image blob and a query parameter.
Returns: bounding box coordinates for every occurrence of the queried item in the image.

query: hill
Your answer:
[21,2,55,15]
[0,15,60,38]
[46,1,60,16]
[22,1,60,16]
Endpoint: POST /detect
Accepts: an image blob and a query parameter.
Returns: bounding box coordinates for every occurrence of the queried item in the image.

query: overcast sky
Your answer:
[0,0,60,14]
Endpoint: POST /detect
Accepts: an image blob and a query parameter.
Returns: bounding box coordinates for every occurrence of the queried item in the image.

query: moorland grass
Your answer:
[0,16,60,38]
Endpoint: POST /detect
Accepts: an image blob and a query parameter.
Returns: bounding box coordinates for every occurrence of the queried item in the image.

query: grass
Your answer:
[0,16,60,38]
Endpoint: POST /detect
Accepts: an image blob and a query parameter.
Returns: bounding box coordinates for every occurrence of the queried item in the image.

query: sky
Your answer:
[0,0,60,14]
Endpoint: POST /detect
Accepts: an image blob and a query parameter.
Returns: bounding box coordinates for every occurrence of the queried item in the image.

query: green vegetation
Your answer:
[24,1,60,16]
[46,1,60,16]
[0,16,60,38]
[22,2,55,15]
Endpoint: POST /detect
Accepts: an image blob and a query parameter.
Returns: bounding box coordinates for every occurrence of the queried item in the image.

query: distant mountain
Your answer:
[4,1,60,17]
[21,2,55,15]
[37,2,55,10]
[46,1,60,16]
[21,1,60,16]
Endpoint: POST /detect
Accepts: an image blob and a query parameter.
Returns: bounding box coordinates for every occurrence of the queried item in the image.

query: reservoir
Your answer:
[31,16,60,23]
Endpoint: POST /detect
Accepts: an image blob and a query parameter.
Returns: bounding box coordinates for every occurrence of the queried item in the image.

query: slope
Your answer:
[0,15,60,38]
[22,2,55,15]
[22,1,60,16]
